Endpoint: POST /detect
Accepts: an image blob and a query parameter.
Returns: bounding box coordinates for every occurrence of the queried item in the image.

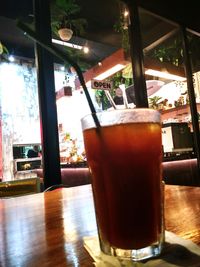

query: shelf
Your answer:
[161,103,200,122]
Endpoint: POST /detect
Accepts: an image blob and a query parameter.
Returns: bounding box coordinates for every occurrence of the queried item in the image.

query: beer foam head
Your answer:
[81,109,161,130]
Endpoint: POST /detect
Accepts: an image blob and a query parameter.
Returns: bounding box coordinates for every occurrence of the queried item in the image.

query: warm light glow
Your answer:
[85,80,91,88]
[83,46,89,54]
[52,39,83,50]
[145,69,186,81]
[94,64,126,80]
[124,10,129,17]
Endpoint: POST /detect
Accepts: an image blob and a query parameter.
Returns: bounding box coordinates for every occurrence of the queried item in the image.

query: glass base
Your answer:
[100,234,164,262]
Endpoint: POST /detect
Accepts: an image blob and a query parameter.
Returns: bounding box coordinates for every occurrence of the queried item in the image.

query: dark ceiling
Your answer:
[0,0,200,69]
[138,0,200,34]
[0,0,122,65]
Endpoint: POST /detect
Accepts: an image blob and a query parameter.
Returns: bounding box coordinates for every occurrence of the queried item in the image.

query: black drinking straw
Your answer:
[17,20,101,128]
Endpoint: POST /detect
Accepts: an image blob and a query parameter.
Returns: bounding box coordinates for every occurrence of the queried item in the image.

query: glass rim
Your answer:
[81,108,161,130]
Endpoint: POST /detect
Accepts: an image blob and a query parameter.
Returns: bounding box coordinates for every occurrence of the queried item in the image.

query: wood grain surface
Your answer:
[0,184,200,266]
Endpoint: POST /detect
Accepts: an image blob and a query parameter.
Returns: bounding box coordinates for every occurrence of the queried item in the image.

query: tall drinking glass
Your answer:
[81,108,164,261]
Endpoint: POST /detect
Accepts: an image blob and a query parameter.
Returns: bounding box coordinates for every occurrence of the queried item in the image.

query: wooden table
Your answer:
[0,184,200,266]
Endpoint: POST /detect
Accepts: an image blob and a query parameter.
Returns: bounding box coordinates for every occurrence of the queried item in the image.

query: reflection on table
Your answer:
[0,184,200,266]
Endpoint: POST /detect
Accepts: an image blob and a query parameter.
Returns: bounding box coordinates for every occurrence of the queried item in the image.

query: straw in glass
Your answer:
[121,86,129,108]
[105,90,117,109]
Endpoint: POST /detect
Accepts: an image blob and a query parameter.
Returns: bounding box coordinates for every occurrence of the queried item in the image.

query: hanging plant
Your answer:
[51,0,87,40]
[51,0,89,71]
[113,0,130,54]
[113,14,129,53]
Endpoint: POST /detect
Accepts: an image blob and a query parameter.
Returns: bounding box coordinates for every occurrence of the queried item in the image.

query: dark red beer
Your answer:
[83,122,162,249]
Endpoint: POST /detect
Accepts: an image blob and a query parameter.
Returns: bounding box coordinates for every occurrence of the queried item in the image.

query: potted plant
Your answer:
[148,96,163,110]
[51,0,87,41]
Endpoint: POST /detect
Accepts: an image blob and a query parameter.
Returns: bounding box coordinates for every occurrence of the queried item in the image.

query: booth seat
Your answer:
[35,158,200,190]
[35,167,91,189]
[162,158,200,186]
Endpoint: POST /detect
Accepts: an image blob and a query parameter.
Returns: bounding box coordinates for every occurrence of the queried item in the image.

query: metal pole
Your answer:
[122,0,148,107]
[34,0,61,189]
[181,26,200,184]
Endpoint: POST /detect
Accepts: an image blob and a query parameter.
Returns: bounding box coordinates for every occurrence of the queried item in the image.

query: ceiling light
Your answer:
[124,10,129,17]
[8,55,15,62]
[94,64,126,80]
[52,38,83,50]
[145,69,186,81]
[83,46,89,54]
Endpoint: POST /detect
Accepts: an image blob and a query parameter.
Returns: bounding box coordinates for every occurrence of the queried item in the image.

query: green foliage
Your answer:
[152,37,183,67]
[113,15,129,52]
[94,89,114,110]
[95,90,106,107]
[151,33,200,70]
[94,71,132,110]
[53,0,80,15]
[0,42,9,62]
[187,33,200,69]
[148,96,162,109]
[51,0,89,71]
[94,73,121,109]
[51,0,87,36]
[0,42,9,56]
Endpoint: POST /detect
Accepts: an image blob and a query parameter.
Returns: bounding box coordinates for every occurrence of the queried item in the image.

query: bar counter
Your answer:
[0,184,200,266]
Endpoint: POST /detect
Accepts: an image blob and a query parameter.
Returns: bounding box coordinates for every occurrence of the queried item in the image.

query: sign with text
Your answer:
[91,80,113,90]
